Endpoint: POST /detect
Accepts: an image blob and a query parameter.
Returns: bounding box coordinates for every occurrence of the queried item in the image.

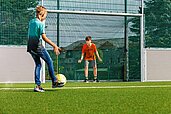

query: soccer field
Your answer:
[0,82,171,114]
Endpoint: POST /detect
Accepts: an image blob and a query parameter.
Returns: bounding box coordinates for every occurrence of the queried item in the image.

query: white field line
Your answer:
[0,85,171,90]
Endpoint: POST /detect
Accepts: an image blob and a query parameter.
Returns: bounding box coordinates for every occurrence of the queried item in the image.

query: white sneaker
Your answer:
[34,87,45,92]
[84,79,89,83]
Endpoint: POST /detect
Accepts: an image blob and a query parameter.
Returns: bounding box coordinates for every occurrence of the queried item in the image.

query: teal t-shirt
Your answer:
[27,18,45,52]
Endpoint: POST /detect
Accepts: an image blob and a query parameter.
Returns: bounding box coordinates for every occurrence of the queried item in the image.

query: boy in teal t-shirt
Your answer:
[27,6,64,92]
[27,18,45,52]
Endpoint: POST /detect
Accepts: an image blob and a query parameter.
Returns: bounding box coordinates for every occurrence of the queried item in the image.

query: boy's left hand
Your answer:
[54,46,61,55]
[98,58,102,62]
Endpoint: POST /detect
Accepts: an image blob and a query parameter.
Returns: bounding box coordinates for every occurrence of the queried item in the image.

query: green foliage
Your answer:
[128,0,171,80]
[130,0,171,47]
[0,0,38,45]
[129,37,141,80]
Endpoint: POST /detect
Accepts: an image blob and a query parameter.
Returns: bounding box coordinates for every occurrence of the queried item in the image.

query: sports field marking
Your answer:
[0,85,171,90]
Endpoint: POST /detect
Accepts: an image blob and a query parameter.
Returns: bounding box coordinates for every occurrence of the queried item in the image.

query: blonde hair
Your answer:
[36,6,47,19]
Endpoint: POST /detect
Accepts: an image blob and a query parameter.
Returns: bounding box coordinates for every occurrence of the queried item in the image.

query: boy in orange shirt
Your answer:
[78,36,102,83]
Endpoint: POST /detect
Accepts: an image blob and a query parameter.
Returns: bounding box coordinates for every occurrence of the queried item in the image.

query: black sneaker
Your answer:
[52,82,65,88]
[93,79,99,83]
[34,86,45,92]
[84,79,89,83]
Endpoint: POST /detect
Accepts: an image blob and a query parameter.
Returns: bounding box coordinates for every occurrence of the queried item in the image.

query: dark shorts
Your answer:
[84,60,97,67]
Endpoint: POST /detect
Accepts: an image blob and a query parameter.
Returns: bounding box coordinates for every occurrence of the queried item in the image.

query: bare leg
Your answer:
[93,65,99,82]
[85,66,88,79]
[93,66,97,78]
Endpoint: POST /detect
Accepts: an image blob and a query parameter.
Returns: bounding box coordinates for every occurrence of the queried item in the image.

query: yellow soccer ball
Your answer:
[56,74,67,85]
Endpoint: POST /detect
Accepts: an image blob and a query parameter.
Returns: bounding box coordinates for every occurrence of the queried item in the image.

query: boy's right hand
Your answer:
[78,59,82,63]
[54,46,61,55]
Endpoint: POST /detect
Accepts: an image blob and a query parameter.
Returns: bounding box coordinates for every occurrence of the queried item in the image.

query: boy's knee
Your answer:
[46,59,53,65]
[85,66,88,69]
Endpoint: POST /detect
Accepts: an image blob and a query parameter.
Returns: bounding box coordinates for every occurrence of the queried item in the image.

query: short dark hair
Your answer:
[85,36,92,41]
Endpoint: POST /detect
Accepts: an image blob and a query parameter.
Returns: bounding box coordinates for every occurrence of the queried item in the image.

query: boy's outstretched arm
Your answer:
[42,34,61,55]
[78,53,84,63]
[96,50,102,62]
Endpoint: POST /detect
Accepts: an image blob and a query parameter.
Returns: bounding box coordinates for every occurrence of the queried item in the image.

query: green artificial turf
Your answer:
[0,82,171,114]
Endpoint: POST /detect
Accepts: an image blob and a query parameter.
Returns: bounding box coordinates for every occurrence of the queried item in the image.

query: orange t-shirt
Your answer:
[82,43,97,60]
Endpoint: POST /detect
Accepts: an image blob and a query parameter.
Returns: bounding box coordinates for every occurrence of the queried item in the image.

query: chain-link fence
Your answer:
[44,0,142,81]
[1,0,171,81]
[0,0,38,45]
